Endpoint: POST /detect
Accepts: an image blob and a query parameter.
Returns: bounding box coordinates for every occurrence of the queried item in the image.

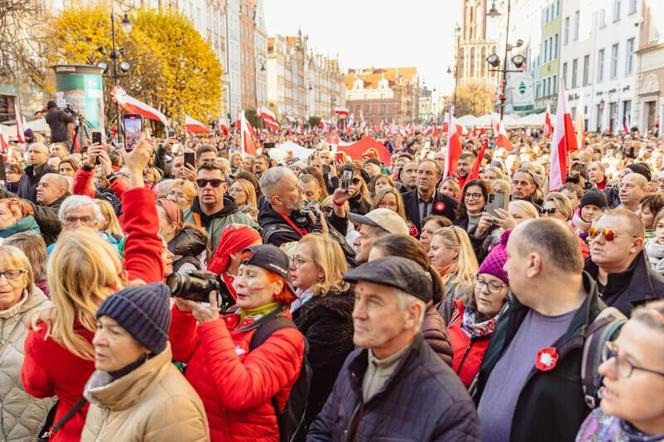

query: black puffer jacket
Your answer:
[16,163,57,203]
[308,334,480,441]
[292,289,355,434]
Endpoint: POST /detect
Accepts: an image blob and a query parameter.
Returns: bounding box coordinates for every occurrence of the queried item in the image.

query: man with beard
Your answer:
[183,163,258,250]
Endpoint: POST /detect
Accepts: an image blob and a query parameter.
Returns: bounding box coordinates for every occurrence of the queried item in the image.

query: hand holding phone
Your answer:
[123,114,143,152]
[341,170,353,189]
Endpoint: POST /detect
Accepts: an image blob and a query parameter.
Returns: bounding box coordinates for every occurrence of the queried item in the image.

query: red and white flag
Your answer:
[185,115,209,133]
[549,80,579,191]
[576,96,586,150]
[496,122,512,151]
[0,131,9,152]
[346,114,354,134]
[334,107,349,118]
[111,87,169,126]
[238,110,257,156]
[218,118,230,134]
[14,100,25,143]
[467,138,489,182]
[259,107,280,131]
[544,103,553,139]
[444,106,463,179]
[319,120,328,132]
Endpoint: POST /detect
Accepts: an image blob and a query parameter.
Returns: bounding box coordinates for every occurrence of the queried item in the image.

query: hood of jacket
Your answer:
[168,225,207,257]
[84,345,173,411]
[190,195,238,222]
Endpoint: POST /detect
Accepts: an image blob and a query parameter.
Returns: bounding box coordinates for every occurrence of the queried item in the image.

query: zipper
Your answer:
[95,407,110,441]
[456,342,473,375]
[344,401,363,442]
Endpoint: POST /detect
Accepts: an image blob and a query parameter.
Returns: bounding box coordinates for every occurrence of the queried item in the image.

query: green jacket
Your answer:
[183,196,259,251]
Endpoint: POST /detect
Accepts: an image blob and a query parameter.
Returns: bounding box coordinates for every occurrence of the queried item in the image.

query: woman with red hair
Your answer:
[169,244,306,441]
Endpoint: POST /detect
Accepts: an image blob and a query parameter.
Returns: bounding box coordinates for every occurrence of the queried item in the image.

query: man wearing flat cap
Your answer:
[308,257,480,441]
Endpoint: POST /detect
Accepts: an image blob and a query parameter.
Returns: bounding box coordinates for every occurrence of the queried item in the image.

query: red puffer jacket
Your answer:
[170,307,305,442]
[21,188,163,441]
[447,299,492,388]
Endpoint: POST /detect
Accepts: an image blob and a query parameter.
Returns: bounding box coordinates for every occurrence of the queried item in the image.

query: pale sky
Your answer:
[263,0,462,97]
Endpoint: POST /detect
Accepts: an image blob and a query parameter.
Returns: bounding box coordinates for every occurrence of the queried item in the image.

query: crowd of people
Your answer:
[0,115,663,442]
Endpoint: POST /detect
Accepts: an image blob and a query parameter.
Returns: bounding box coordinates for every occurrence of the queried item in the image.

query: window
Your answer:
[553,34,559,59]
[553,75,557,93]
[564,17,570,45]
[572,58,578,88]
[610,43,619,79]
[628,0,637,14]
[597,49,605,82]
[583,55,590,86]
[625,38,634,75]
[562,62,568,86]
[574,10,580,40]
[613,0,621,21]
[544,39,549,63]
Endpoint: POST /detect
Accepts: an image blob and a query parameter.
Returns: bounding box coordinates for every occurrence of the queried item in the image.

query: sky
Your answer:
[263,0,462,97]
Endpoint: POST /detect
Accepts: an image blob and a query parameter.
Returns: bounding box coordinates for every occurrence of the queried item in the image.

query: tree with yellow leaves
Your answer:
[47,4,222,128]
[455,82,495,116]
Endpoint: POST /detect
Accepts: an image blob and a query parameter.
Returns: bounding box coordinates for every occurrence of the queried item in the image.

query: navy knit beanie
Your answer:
[96,283,171,355]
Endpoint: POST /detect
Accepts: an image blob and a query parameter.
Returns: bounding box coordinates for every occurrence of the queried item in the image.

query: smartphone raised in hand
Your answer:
[123,114,143,152]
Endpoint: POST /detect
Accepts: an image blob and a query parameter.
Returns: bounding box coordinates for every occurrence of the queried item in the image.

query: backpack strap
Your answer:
[191,212,202,228]
[581,307,627,409]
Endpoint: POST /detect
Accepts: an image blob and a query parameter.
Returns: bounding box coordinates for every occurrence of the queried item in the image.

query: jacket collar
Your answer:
[84,345,172,411]
[346,334,426,402]
[0,287,48,319]
[190,195,237,221]
[585,251,660,304]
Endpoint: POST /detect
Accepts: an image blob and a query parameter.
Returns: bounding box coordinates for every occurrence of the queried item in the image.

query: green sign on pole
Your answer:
[52,64,105,135]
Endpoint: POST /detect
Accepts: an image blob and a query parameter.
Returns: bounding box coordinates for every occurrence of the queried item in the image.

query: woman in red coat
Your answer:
[447,230,511,389]
[170,244,305,442]
[20,140,164,441]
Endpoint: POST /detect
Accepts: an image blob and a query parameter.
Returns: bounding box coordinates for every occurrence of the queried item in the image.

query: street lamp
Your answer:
[485,0,526,121]
[255,54,267,126]
[97,2,132,139]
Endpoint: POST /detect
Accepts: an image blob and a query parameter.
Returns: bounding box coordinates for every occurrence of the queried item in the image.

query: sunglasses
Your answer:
[539,207,556,215]
[196,179,223,188]
[588,226,617,241]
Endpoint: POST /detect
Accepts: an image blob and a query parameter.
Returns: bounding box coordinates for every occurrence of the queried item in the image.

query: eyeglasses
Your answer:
[322,206,334,215]
[465,192,483,200]
[0,269,25,280]
[378,201,398,209]
[196,179,223,188]
[474,276,506,293]
[352,178,362,185]
[290,256,314,268]
[539,207,556,216]
[167,191,187,200]
[602,341,664,379]
[63,216,95,225]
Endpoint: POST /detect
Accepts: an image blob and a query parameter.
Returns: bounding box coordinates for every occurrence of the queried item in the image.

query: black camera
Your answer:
[167,270,221,303]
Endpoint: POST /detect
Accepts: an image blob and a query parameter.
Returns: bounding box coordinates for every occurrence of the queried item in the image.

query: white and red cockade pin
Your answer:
[535,347,559,371]
[434,202,446,212]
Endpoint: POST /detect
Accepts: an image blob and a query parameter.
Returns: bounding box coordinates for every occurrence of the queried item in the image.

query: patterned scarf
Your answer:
[460,307,498,339]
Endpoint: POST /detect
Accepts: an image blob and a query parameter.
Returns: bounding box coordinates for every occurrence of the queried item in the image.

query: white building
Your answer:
[561,0,640,132]
[254,0,268,111]
[225,0,242,119]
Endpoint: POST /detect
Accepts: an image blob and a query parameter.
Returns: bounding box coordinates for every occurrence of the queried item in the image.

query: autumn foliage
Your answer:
[47,4,222,128]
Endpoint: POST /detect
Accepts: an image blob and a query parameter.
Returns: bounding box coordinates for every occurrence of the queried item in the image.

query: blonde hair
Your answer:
[233,178,258,210]
[0,245,33,294]
[509,200,539,220]
[438,177,461,198]
[46,229,124,360]
[432,226,478,287]
[95,199,124,237]
[172,179,197,201]
[371,187,406,220]
[544,192,573,220]
[298,233,349,296]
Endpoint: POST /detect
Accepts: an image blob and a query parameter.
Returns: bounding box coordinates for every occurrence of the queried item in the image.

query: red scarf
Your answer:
[208,225,261,298]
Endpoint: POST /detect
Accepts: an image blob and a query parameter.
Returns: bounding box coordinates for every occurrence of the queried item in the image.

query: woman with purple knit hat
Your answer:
[446,230,512,390]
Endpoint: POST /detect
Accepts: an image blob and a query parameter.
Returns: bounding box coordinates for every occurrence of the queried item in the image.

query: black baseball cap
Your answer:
[343,256,433,303]
[241,244,290,279]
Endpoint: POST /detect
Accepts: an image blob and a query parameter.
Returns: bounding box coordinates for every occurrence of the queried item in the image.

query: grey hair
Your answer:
[58,195,104,224]
[155,178,176,198]
[394,289,426,330]
[260,166,295,197]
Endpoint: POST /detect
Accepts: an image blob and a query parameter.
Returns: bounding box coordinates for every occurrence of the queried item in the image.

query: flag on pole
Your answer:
[13,100,25,143]
[544,102,553,139]
[467,138,489,182]
[496,122,512,151]
[111,87,169,126]
[259,107,280,131]
[576,96,586,150]
[0,131,9,152]
[218,118,230,134]
[334,107,349,118]
[185,115,210,133]
[346,114,354,134]
[239,110,257,156]
[549,80,579,191]
[444,106,462,179]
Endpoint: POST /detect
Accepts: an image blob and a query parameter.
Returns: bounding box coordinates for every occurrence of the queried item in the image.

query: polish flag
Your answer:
[238,110,257,156]
[472,126,478,138]
[549,80,578,191]
[259,107,280,131]
[334,107,349,118]
[14,100,25,143]
[490,113,500,135]
[496,123,512,151]
[0,131,9,152]
[185,115,210,133]
[576,96,586,150]
[319,120,328,132]
[218,118,230,134]
[467,138,489,182]
[111,87,169,126]
[346,114,354,134]
[544,102,553,139]
[444,106,462,178]
[326,132,339,147]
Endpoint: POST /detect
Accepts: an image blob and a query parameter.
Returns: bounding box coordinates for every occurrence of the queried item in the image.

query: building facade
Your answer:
[537,0,562,109]
[345,67,420,124]
[634,0,663,134]
[305,53,345,118]
[254,0,268,112]
[458,0,499,88]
